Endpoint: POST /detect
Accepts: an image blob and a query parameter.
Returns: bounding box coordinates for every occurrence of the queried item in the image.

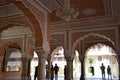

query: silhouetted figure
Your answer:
[64,65,67,80]
[34,66,38,80]
[50,65,55,80]
[100,63,105,80]
[46,65,49,80]
[54,64,59,80]
[107,65,112,80]
[90,66,94,76]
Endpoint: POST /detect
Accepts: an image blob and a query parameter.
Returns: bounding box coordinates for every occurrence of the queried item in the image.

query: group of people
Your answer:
[90,63,112,80]
[50,64,59,80]
[34,63,59,80]
[100,63,112,80]
[34,63,112,80]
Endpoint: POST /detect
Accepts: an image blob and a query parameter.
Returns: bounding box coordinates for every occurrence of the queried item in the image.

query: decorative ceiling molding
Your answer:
[0,3,23,18]
[35,0,61,12]
[82,8,96,15]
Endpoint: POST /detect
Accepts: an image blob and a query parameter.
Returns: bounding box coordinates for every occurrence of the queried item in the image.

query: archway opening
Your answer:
[51,47,66,79]
[85,44,118,79]
[4,47,22,72]
[73,50,81,80]
[30,51,38,80]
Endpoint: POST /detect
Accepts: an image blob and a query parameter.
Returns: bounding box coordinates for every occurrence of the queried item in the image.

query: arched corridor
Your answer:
[1,0,120,80]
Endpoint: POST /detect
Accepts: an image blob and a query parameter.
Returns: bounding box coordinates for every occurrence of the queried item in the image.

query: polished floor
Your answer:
[31,75,119,80]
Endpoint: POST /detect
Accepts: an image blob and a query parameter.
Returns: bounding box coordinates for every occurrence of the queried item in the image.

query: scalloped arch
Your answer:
[85,43,116,56]
[6,0,43,48]
[0,40,21,56]
[72,32,115,54]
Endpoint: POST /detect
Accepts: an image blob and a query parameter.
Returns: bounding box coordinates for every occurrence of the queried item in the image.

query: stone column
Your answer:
[79,55,85,80]
[65,56,74,80]
[117,54,120,80]
[27,56,32,80]
[0,57,3,79]
[21,56,28,80]
[36,50,48,80]
[115,50,120,80]
[47,54,51,80]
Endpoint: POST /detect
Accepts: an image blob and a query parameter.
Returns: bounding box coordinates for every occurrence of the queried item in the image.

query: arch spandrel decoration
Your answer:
[72,33,115,55]
[6,0,43,48]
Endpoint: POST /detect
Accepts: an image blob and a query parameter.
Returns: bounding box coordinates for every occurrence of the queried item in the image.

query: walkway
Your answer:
[31,75,119,80]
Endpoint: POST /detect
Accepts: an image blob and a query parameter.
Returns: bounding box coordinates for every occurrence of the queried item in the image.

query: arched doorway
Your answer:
[51,46,66,79]
[85,43,119,80]
[30,51,48,80]
[73,50,81,80]
[30,51,38,80]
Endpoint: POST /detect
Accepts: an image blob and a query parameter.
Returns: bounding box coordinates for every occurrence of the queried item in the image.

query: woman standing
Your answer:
[50,65,55,80]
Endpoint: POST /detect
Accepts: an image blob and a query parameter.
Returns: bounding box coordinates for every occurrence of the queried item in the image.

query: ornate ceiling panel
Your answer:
[50,0,111,22]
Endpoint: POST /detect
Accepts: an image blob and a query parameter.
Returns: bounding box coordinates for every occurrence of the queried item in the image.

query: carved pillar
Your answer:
[117,54,120,80]
[65,56,74,80]
[116,50,120,80]
[0,57,3,79]
[79,55,85,80]
[46,54,51,79]
[21,56,28,80]
[27,56,33,80]
[36,50,48,80]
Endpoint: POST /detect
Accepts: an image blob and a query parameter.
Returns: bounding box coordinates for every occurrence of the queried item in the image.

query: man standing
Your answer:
[100,63,105,79]
[34,66,38,80]
[107,65,112,80]
[54,64,59,80]
[90,66,94,76]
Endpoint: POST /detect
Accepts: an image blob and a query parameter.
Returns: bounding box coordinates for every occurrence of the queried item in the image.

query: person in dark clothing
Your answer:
[100,63,105,79]
[51,65,55,80]
[107,65,112,80]
[90,66,94,76]
[54,64,59,80]
[34,66,38,80]
[46,65,49,80]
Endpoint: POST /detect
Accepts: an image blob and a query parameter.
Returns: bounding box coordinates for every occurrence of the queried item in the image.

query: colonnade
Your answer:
[0,49,120,80]
[22,50,87,80]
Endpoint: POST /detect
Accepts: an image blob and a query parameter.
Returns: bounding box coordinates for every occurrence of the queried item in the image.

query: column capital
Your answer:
[27,55,33,60]
[36,50,48,59]
[79,54,85,61]
[65,56,74,61]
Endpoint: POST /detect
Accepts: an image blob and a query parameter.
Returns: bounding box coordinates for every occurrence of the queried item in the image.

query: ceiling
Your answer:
[51,0,111,22]
[0,0,112,22]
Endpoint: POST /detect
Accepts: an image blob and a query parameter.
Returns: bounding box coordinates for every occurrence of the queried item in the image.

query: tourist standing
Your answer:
[100,63,105,79]
[54,64,59,80]
[107,65,112,80]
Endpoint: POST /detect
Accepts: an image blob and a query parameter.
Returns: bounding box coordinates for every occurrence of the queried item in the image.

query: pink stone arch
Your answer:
[72,32,115,54]
[6,0,43,48]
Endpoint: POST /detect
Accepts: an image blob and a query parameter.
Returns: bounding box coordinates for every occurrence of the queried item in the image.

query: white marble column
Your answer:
[36,50,48,80]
